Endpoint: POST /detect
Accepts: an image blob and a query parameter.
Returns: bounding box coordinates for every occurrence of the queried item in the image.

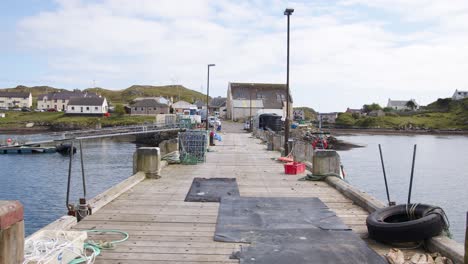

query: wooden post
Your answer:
[465,211,467,264]
[0,201,24,264]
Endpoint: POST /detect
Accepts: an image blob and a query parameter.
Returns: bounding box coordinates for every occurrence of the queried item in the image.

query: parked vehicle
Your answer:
[47,108,57,112]
[21,107,31,112]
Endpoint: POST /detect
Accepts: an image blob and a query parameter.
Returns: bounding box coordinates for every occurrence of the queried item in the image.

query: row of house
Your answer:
[0,90,109,115]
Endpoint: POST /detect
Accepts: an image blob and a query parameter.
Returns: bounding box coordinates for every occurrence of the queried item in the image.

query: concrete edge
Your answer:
[89,171,146,212]
[26,171,147,240]
[324,174,464,264]
[26,216,77,240]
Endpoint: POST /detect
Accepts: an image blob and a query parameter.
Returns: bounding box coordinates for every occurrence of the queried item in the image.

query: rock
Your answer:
[386,248,405,264]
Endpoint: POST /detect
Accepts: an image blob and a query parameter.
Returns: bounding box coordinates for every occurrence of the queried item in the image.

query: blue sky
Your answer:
[2,0,468,112]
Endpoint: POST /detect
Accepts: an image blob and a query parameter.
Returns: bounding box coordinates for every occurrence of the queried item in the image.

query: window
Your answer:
[54,99,57,103]
[141,107,144,111]
[86,107,89,110]
[134,107,137,111]
[71,107,75,110]
[95,107,98,110]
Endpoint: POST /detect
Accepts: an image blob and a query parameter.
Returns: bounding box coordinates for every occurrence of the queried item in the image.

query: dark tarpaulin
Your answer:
[184,178,239,202]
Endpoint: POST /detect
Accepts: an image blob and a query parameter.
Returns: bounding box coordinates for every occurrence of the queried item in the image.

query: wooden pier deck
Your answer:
[72,130,409,263]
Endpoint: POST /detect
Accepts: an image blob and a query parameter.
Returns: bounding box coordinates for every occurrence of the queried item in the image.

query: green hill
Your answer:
[0,85,208,105]
[0,85,65,97]
[85,85,208,104]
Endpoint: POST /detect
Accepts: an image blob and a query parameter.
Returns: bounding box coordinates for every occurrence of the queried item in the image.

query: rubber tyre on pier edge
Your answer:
[366,204,445,243]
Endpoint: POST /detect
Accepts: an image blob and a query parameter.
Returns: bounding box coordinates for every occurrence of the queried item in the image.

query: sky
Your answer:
[1,0,468,112]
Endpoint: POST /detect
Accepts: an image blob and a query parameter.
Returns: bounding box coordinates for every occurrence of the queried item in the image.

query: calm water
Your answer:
[337,133,468,243]
[0,134,137,235]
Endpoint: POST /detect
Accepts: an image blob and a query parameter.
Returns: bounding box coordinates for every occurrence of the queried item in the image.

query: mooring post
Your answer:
[133,147,162,179]
[0,201,24,264]
[312,150,341,176]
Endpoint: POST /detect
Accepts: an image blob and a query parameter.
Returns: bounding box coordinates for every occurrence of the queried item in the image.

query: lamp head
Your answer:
[284,8,294,15]
[208,64,216,67]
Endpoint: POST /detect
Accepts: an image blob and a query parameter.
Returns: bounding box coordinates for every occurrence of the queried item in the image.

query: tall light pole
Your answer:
[283,8,294,156]
[206,64,215,131]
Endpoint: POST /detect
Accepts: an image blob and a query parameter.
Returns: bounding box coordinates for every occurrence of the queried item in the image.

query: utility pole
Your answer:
[283,8,294,156]
[206,64,215,131]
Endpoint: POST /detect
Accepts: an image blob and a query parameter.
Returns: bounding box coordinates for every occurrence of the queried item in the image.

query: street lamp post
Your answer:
[206,64,216,131]
[283,8,294,156]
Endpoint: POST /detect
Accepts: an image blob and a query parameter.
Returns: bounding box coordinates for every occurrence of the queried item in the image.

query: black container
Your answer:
[259,114,282,132]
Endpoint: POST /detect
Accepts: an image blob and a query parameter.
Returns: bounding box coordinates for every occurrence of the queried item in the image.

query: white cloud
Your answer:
[11,0,468,111]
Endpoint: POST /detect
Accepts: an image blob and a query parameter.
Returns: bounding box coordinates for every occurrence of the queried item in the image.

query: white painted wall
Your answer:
[66,99,108,114]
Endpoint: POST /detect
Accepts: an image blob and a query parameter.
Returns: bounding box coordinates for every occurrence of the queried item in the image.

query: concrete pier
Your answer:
[69,126,432,263]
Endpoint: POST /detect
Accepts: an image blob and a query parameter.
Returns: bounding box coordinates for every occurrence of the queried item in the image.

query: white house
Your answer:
[66,97,108,115]
[452,90,468,100]
[387,98,419,111]
[0,92,32,108]
[172,100,197,113]
[37,91,99,111]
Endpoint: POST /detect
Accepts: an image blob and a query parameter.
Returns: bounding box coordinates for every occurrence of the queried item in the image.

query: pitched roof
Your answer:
[68,97,106,106]
[38,91,98,100]
[209,97,226,107]
[0,92,30,98]
[132,99,167,108]
[229,82,291,109]
[172,100,196,108]
[194,100,205,108]
[133,97,169,105]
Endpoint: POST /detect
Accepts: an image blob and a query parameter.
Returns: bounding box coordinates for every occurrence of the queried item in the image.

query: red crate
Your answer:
[284,162,306,175]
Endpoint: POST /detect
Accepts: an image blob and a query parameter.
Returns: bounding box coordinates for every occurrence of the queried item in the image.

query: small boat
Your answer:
[56,144,77,155]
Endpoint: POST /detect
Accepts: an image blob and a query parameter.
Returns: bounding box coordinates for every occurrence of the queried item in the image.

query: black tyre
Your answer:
[366,204,445,243]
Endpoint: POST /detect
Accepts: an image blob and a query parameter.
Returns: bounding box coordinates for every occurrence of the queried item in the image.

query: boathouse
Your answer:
[226,82,293,121]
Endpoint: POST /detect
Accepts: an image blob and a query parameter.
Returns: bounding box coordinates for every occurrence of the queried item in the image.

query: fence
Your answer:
[253,128,314,163]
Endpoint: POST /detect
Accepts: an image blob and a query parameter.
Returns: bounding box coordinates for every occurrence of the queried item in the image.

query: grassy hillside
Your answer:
[336,98,468,130]
[0,85,65,97]
[85,85,207,104]
[0,112,154,130]
[0,85,208,105]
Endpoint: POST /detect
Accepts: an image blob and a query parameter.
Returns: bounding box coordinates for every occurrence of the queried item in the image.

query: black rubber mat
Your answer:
[236,229,386,264]
[184,178,239,202]
[215,197,385,264]
[214,197,349,242]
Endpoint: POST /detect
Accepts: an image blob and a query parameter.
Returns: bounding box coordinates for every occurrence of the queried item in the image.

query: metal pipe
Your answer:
[66,141,74,208]
[407,144,417,204]
[283,8,293,156]
[79,140,87,198]
[378,144,392,205]
[206,65,210,131]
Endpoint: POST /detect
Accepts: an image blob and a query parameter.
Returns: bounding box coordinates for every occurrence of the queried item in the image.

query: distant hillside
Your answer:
[0,85,208,105]
[335,97,468,130]
[0,85,65,97]
[85,85,207,104]
[294,106,317,121]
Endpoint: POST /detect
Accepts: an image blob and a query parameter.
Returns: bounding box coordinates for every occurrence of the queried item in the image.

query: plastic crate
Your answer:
[284,162,306,175]
[24,230,87,264]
